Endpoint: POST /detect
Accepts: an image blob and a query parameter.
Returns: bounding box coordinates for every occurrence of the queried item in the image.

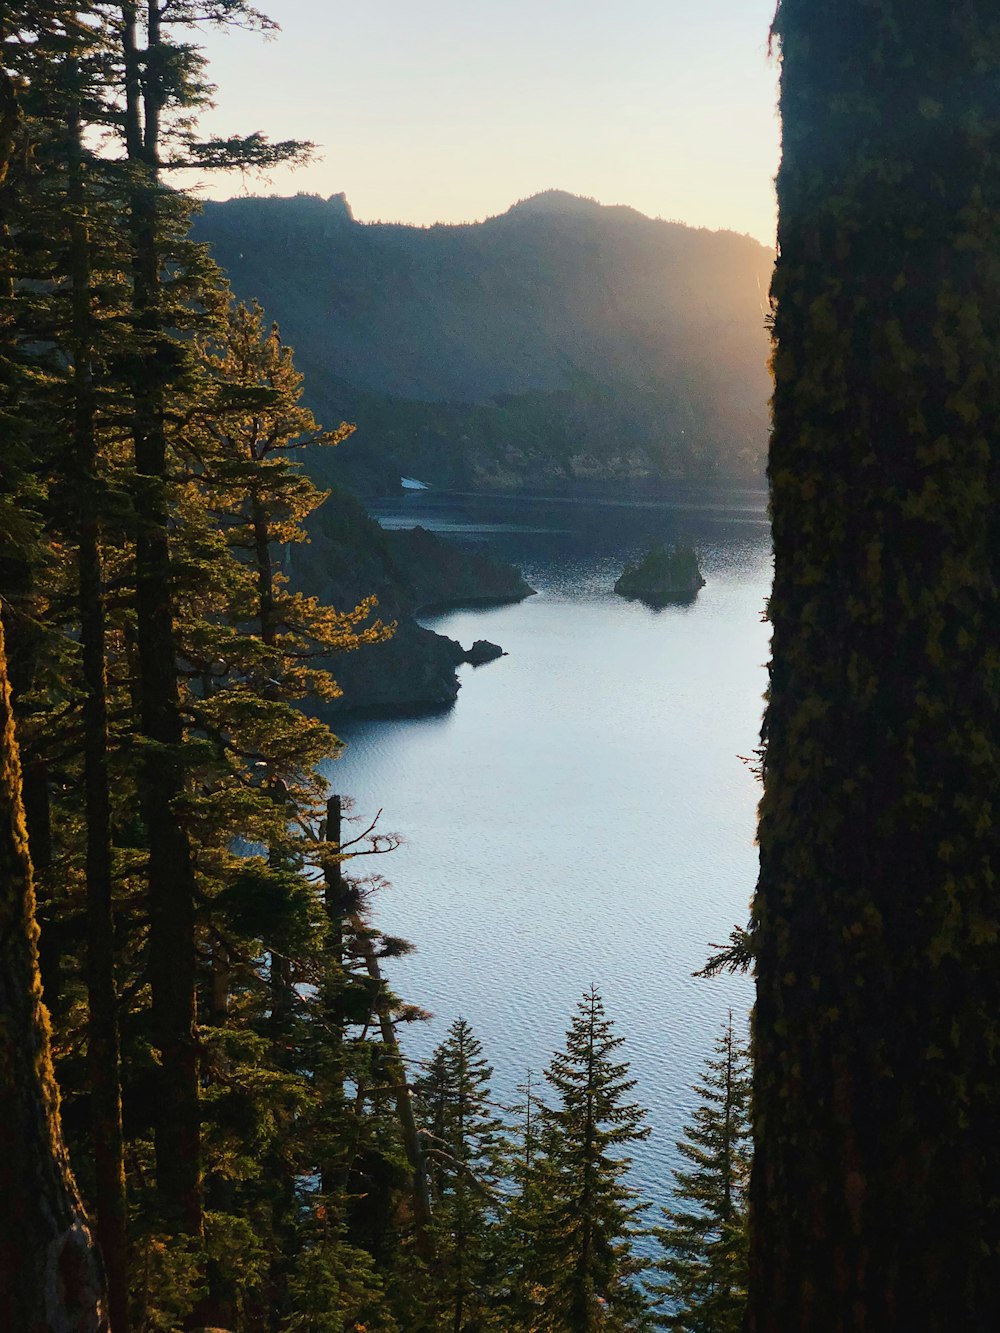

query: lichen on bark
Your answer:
[749,3,1000,1328]
[0,611,108,1331]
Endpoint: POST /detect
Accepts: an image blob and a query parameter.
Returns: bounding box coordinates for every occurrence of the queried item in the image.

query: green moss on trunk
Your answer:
[0,612,107,1331]
[750,4,1000,1328]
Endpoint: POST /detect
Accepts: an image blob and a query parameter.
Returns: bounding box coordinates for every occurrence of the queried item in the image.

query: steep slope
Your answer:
[193,191,773,493]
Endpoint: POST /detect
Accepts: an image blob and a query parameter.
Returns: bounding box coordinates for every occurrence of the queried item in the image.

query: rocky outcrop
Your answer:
[330,620,467,715]
[614,542,705,605]
[290,486,531,714]
[463,640,505,667]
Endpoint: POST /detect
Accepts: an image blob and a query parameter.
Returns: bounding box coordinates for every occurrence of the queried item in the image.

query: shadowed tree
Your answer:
[109,0,310,1241]
[415,1016,505,1331]
[750,3,1000,1328]
[530,986,653,1332]
[651,1013,750,1331]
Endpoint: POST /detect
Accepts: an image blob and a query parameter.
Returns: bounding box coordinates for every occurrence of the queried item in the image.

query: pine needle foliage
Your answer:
[526,985,654,1332]
[415,1016,506,1331]
[651,1014,751,1331]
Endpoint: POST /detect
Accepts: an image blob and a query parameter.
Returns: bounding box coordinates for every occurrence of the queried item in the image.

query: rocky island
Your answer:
[614,541,705,605]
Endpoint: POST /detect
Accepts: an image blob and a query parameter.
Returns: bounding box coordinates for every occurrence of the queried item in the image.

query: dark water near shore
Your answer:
[319,484,771,1247]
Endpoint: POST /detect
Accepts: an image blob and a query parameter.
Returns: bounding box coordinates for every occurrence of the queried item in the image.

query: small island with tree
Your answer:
[614,540,706,605]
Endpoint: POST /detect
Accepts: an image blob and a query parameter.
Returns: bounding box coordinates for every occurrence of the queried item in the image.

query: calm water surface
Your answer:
[319,485,771,1239]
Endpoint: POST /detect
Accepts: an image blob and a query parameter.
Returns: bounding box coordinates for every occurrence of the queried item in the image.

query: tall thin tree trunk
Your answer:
[68,94,131,1333]
[120,2,202,1236]
[749,4,1000,1328]
[322,794,350,1143]
[23,753,64,1008]
[0,610,108,1332]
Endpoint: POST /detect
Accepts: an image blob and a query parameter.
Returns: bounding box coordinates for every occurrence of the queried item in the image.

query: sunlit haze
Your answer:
[195,0,780,243]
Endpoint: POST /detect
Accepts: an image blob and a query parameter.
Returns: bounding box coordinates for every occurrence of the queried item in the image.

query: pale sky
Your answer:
[195,0,780,244]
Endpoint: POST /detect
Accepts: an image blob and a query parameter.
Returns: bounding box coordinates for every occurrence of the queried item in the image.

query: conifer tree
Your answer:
[528,986,653,1332]
[416,1016,505,1331]
[108,0,311,1242]
[1,9,130,1323]
[752,3,1000,1327]
[496,1070,549,1327]
[651,1014,750,1332]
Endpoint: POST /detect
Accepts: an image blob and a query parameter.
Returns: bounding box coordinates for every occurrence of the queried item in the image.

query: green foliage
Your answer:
[415,1017,506,1330]
[2,7,681,1330]
[651,1015,751,1331]
[517,986,654,1332]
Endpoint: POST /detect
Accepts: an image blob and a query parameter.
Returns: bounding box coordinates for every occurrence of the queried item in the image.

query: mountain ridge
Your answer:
[193,190,774,494]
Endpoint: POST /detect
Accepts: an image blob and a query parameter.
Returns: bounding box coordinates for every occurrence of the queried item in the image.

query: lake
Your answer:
[319,484,771,1244]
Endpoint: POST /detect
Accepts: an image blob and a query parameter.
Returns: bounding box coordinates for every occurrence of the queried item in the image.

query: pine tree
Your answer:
[752,2,1000,1327]
[109,0,311,1244]
[1,9,127,1325]
[652,1014,750,1332]
[527,986,653,1332]
[415,1016,505,1331]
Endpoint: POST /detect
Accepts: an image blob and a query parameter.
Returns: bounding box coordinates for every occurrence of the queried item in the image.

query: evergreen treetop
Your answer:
[531,985,654,1332]
[652,1012,751,1332]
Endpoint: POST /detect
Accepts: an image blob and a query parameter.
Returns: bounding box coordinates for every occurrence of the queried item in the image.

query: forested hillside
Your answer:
[193,191,774,494]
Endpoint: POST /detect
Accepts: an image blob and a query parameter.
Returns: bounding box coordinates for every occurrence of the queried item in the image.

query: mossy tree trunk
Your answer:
[750,4,1000,1328]
[0,611,108,1331]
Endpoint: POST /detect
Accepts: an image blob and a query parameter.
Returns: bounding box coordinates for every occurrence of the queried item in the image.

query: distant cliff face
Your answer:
[193,190,774,494]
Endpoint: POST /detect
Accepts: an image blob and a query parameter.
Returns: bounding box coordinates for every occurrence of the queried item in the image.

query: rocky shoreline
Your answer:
[291,488,533,716]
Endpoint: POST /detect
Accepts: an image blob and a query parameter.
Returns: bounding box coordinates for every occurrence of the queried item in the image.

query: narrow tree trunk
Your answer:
[322,794,350,1145]
[0,611,108,1332]
[23,754,64,1009]
[749,4,1000,1328]
[120,2,202,1236]
[572,1009,596,1330]
[68,95,131,1333]
[197,941,236,1330]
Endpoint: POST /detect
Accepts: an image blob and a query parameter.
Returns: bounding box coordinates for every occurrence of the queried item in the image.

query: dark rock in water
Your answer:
[464,640,505,667]
[614,542,705,605]
[289,486,532,714]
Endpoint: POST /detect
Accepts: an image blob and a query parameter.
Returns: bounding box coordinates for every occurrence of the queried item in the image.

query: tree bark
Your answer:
[749,4,1000,1328]
[68,94,131,1333]
[0,610,108,1332]
[119,2,202,1237]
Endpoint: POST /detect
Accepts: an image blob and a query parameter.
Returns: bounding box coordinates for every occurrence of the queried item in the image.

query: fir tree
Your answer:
[496,1069,550,1329]
[651,1014,751,1332]
[528,986,653,1332]
[416,1016,505,1331]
